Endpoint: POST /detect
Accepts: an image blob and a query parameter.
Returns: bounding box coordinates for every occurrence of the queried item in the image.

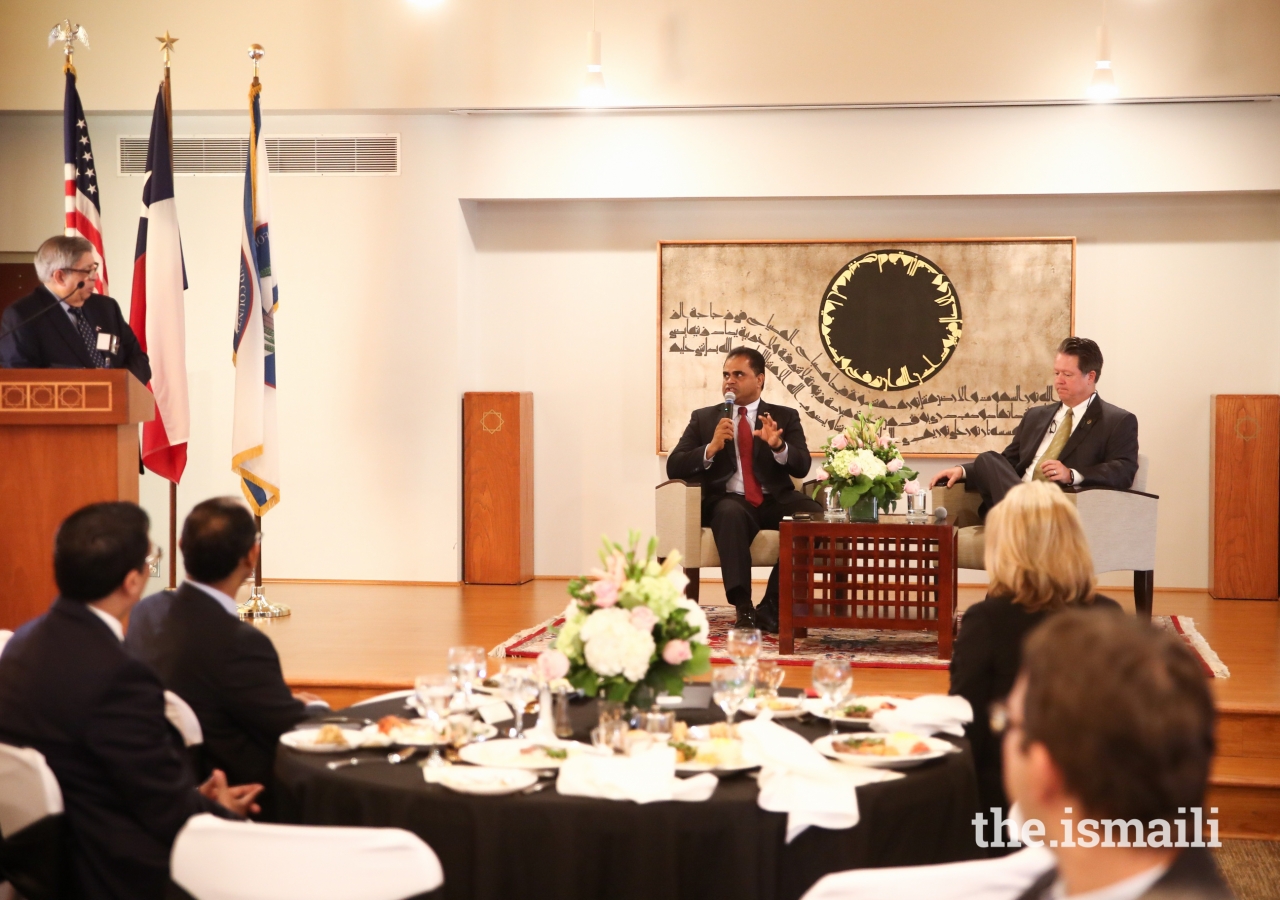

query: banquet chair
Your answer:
[655,476,818,600]
[0,631,12,656]
[0,742,66,900]
[170,813,444,900]
[800,845,1055,900]
[932,454,1159,619]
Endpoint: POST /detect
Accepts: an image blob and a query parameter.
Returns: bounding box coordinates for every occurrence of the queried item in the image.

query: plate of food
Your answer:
[457,738,598,770]
[668,723,759,773]
[813,732,958,769]
[370,715,499,747]
[430,766,539,796]
[280,724,367,753]
[739,695,806,719]
[803,696,908,724]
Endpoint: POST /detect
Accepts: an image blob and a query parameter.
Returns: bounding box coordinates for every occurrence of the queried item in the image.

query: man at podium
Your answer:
[0,235,150,384]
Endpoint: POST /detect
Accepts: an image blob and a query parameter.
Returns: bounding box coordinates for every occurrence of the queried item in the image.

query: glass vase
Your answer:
[849,493,879,523]
[823,486,848,523]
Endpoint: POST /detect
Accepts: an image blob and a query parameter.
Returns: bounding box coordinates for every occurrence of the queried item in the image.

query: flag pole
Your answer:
[157,30,179,590]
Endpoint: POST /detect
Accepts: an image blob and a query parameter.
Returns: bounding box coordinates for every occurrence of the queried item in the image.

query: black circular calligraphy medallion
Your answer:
[819,250,963,392]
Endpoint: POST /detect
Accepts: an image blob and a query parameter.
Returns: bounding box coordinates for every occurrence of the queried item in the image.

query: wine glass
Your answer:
[499,665,538,740]
[726,627,762,679]
[448,645,487,710]
[415,674,455,767]
[812,659,853,736]
[754,659,785,703]
[712,666,749,725]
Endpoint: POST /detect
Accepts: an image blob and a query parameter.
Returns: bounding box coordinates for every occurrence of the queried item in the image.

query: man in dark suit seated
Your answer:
[126,498,325,804]
[0,502,261,900]
[0,235,150,384]
[997,610,1231,899]
[928,337,1138,514]
[666,347,820,633]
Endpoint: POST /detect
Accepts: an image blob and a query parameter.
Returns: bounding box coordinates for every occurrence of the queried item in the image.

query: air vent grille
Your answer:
[118,135,399,176]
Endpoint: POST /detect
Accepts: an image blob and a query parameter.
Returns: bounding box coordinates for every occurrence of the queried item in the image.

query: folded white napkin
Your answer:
[739,715,899,843]
[476,699,515,725]
[870,694,972,738]
[556,746,718,804]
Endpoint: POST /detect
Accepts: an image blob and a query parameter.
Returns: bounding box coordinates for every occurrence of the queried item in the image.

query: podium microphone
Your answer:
[0,282,86,346]
[723,391,736,420]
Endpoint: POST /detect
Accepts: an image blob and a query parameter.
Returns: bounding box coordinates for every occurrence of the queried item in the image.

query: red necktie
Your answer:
[738,407,763,507]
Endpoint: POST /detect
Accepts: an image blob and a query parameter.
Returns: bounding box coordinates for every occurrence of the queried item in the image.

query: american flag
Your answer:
[63,70,107,296]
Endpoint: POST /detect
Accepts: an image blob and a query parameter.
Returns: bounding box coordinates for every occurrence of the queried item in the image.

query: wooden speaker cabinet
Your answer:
[463,392,533,584]
[1210,394,1280,599]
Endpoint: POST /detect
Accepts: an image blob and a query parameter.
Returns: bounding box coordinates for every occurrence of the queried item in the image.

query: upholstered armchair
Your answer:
[931,454,1159,619]
[655,477,814,601]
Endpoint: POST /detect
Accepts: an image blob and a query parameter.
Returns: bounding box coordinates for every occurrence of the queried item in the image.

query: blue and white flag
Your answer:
[232,79,279,515]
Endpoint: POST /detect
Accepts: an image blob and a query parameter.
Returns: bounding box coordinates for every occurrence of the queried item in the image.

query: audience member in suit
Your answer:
[929,337,1138,515]
[666,347,821,633]
[126,497,326,802]
[1002,610,1232,899]
[0,502,262,900]
[0,235,150,384]
[948,481,1122,849]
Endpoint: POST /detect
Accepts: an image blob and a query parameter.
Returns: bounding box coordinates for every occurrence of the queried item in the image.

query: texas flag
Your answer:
[128,85,189,483]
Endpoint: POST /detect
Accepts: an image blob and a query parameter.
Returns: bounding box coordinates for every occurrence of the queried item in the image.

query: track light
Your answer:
[1087,23,1118,102]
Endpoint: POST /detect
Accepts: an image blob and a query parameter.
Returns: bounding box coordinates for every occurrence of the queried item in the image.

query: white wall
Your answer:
[2,100,1279,587]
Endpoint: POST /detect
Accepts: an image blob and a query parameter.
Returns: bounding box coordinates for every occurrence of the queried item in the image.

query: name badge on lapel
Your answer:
[95,332,119,355]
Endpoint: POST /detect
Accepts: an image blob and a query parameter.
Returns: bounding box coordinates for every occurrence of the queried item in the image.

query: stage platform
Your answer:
[246,579,1280,839]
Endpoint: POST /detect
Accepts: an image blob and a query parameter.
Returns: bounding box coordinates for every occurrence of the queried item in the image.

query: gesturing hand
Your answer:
[706,417,736,458]
[753,413,784,451]
[199,769,264,817]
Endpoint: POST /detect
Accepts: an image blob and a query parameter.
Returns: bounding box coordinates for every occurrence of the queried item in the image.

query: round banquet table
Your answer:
[273,694,982,900]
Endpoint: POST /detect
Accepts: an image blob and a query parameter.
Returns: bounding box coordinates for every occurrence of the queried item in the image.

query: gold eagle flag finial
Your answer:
[48,20,90,74]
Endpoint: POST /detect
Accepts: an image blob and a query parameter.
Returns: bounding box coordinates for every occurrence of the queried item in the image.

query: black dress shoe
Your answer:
[754,598,780,634]
[733,604,757,628]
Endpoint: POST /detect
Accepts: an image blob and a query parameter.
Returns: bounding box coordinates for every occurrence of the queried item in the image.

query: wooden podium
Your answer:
[463,392,533,584]
[0,370,154,629]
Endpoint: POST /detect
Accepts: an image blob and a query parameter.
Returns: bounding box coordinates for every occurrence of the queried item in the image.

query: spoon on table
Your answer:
[327,747,418,770]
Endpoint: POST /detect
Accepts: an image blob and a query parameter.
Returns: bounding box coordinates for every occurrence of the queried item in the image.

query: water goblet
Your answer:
[712,666,749,725]
[753,659,785,703]
[726,627,762,679]
[448,645,487,710]
[812,659,853,736]
[415,674,455,766]
[499,665,538,740]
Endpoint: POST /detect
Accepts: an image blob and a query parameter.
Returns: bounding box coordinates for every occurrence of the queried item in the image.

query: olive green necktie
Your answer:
[1032,408,1073,481]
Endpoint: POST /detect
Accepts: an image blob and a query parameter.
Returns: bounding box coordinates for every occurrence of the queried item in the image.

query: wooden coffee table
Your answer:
[777,519,958,660]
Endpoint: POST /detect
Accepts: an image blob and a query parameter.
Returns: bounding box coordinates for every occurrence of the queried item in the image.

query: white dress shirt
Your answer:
[186,579,240,616]
[1047,860,1169,900]
[1023,393,1095,486]
[703,397,790,495]
[88,604,125,641]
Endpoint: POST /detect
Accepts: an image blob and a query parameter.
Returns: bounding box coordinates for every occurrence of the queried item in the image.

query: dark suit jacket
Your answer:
[949,594,1122,816]
[1016,847,1233,899]
[124,584,310,790]
[986,393,1139,490]
[666,400,812,499]
[0,285,150,385]
[0,597,230,900]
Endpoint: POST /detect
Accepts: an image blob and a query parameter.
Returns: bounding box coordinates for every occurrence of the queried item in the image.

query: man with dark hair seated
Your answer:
[997,610,1232,899]
[126,497,324,804]
[0,502,260,900]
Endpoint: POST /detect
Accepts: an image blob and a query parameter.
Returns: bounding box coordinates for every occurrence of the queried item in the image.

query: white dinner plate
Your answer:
[670,731,759,773]
[376,719,500,747]
[431,767,538,795]
[280,726,366,753]
[813,733,958,769]
[802,696,909,723]
[457,738,598,770]
[739,696,806,719]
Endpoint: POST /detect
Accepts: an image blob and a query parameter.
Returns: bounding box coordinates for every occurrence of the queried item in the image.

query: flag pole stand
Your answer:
[168,481,177,589]
[238,513,289,619]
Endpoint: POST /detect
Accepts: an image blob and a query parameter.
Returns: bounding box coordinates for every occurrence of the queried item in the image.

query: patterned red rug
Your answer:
[490,605,1229,676]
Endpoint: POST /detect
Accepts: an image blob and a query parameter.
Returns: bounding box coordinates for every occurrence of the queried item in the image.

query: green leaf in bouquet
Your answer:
[682,642,712,677]
[646,664,687,697]
[569,668,599,697]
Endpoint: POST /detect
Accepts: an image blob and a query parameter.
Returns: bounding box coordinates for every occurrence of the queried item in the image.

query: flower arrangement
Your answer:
[537,533,711,703]
[815,411,920,510]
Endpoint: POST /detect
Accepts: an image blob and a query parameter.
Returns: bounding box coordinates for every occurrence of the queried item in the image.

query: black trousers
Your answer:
[965,451,1027,516]
[702,491,823,608]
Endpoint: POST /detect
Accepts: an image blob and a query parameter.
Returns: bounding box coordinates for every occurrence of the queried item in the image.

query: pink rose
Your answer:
[815,469,830,481]
[831,434,848,450]
[591,578,619,608]
[877,436,891,448]
[537,649,570,681]
[662,639,692,665]
[847,461,861,478]
[887,457,903,473]
[630,605,658,634]
[903,478,920,495]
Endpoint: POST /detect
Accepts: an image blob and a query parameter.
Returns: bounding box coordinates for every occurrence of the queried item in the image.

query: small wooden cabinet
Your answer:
[463,392,533,584]
[1210,394,1279,600]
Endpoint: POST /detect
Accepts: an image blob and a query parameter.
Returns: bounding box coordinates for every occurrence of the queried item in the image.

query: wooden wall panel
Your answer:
[463,392,534,584]
[1210,395,1280,600]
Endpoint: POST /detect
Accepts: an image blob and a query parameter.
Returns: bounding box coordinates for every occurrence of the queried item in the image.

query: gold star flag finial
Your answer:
[156,31,178,66]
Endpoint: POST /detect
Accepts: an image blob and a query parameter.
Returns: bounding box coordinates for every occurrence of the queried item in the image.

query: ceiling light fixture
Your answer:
[1087,3,1118,102]
[582,0,607,104]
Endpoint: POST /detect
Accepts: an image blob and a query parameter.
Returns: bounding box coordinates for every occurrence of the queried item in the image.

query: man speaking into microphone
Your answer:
[667,348,820,632]
[0,235,150,384]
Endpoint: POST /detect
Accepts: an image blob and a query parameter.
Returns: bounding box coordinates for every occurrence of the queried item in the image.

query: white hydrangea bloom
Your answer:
[852,448,887,480]
[579,607,656,682]
[674,598,710,644]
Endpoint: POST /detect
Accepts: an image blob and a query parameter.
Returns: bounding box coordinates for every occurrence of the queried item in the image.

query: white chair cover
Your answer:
[0,743,63,838]
[351,689,414,707]
[164,691,204,748]
[800,845,1055,900]
[0,630,13,656]
[171,813,443,900]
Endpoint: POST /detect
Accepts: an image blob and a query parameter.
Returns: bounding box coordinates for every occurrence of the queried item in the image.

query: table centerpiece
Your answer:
[815,411,919,522]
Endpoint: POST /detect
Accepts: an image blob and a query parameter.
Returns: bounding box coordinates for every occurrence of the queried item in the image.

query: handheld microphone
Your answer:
[0,282,87,347]
[723,391,736,420]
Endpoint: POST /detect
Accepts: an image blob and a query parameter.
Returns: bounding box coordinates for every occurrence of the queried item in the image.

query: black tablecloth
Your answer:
[273,695,981,900]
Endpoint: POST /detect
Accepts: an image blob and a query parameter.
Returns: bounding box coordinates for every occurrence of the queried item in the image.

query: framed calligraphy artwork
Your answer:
[658,238,1075,457]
